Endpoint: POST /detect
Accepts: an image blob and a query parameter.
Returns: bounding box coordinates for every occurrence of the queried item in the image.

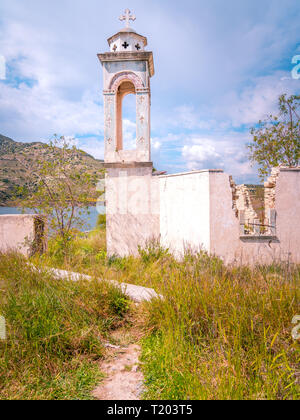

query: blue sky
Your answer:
[0,0,299,183]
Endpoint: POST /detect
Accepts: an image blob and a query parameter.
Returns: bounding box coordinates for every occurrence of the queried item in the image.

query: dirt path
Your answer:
[92,343,145,400]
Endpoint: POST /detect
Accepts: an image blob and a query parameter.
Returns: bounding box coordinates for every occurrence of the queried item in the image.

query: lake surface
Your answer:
[0,206,105,231]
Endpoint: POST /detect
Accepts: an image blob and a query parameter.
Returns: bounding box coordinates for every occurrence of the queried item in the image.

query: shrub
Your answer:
[138,239,169,265]
[96,214,106,229]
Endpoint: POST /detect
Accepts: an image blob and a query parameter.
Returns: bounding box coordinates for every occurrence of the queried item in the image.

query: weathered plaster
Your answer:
[159,170,211,256]
[0,215,47,257]
[105,166,160,256]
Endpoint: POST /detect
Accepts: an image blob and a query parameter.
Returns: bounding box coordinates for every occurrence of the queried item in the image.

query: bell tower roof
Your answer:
[106,9,148,53]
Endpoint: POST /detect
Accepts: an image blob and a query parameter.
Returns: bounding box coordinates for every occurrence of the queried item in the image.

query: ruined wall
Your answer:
[210,168,300,264]
[230,168,281,236]
[231,177,265,222]
[264,167,280,210]
[157,167,300,265]
[0,214,47,257]
[235,184,265,221]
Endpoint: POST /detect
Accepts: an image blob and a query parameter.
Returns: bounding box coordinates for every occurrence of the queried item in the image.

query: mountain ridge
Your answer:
[0,134,104,206]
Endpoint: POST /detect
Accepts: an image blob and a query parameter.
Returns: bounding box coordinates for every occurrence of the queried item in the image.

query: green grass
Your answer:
[140,256,300,400]
[5,227,300,400]
[0,252,130,400]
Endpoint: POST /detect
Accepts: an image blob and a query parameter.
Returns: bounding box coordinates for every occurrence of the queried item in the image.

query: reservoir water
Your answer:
[0,206,105,231]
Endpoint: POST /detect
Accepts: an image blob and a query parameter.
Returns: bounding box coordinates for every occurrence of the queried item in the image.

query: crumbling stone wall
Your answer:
[236,184,265,222]
[230,177,265,222]
[264,167,280,210]
[230,167,282,235]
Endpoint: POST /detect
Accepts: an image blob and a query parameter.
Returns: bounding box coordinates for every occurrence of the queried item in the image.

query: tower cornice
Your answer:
[97,51,154,77]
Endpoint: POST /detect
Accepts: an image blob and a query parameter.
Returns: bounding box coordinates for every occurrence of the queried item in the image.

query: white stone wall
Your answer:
[159,171,211,256]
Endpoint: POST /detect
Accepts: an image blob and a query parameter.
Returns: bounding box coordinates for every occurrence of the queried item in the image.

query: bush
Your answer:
[138,239,169,265]
[96,214,106,229]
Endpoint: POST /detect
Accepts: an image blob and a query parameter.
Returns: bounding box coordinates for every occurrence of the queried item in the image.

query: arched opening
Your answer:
[116,80,136,151]
[122,93,136,150]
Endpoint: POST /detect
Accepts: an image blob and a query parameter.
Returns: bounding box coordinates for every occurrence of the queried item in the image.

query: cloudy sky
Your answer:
[0,0,299,183]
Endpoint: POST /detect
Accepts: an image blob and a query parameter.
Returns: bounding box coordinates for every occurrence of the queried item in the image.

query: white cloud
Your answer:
[0,16,104,141]
[181,133,256,181]
[152,140,161,150]
[122,118,136,150]
[78,137,104,160]
[216,72,299,127]
[0,81,103,140]
[182,142,220,165]
[169,105,216,131]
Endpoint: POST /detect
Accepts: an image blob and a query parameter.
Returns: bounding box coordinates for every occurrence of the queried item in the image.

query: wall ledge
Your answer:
[279,168,300,172]
[104,162,153,168]
[239,235,278,242]
[158,169,224,179]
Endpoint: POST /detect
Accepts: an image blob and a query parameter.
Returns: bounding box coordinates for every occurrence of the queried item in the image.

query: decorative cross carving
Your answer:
[105,116,112,127]
[139,115,145,124]
[122,41,129,49]
[119,9,136,28]
[135,43,141,51]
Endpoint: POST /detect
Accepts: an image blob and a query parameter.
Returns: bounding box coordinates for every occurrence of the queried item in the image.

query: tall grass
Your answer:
[30,231,300,399]
[0,252,130,400]
[140,253,300,399]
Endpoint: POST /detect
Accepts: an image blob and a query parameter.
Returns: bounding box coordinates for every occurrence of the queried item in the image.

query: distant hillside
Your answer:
[0,134,104,206]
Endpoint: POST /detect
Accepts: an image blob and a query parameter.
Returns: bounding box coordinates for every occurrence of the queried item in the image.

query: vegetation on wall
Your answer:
[248,94,300,180]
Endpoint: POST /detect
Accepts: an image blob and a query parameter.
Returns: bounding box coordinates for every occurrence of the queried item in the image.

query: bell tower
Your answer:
[98,10,159,257]
[98,8,154,163]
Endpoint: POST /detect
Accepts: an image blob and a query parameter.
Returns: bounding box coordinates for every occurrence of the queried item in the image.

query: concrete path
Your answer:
[39,266,162,303]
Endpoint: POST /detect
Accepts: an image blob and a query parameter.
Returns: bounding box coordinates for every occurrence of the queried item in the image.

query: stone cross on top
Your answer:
[119,8,136,28]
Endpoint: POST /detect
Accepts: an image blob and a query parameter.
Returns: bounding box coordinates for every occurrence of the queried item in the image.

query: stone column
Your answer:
[136,90,150,162]
[104,92,116,161]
